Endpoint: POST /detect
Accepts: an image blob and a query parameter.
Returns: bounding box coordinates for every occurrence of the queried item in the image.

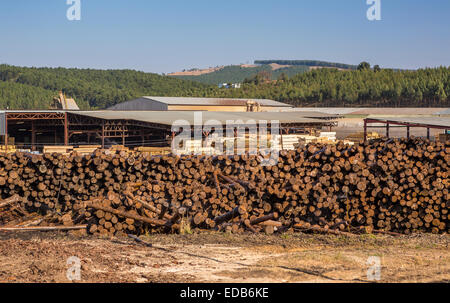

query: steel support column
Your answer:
[101,121,105,149]
[5,115,8,152]
[31,120,36,151]
[64,112,69,146]
[363,119,367,142]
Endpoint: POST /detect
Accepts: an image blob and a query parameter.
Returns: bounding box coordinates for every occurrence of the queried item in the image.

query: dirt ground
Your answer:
[0,231,448,283]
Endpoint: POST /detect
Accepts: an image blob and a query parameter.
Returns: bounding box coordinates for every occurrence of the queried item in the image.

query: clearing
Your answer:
[0,231,448,283]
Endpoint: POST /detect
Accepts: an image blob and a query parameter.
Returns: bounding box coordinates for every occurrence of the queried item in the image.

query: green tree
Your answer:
[437,83,447,102]
[358,62,371,71]
[278,72,288,82]
[1,64,449,109]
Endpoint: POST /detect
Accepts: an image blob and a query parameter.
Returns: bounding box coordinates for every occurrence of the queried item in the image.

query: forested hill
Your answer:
[0,64,449,109]
[171,64,310,84]
[0,64,214,110]
[208,67,450,107]
[0,81,58,110]
[170,60,357,85]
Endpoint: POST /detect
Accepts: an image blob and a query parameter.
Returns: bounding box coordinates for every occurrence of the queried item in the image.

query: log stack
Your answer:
[0,137,448,236]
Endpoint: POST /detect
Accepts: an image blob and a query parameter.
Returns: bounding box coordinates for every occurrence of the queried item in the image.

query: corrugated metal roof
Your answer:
[289,108,449,115]
[436,108,450,115]
[73,111,332,126]
[63,98,80,110]
[139,96,292,107]
[353,108,448,115]
[3,110,66,113]
[290,108,365,115]
[280,109,340,119]
[366,116,450,128]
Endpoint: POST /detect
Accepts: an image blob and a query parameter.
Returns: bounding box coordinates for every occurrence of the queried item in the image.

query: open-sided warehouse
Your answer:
[364,117,450,141]
[0,110,337,150]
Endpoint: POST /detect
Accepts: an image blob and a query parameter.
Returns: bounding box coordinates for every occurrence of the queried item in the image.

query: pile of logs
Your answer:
[0,137,448,236]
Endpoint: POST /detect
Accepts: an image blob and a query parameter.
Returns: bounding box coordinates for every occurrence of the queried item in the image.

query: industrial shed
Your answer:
[1,110,336,151]
[363,116,450,141]
[107,96,293,112]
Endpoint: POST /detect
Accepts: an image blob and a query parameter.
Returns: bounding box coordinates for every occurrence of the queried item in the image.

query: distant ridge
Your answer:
[254,60,357,70]
[170,64,310,84]
[170,60,358,85]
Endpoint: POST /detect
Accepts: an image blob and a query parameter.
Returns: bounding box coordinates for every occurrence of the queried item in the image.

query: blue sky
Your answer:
[0,0,449,73]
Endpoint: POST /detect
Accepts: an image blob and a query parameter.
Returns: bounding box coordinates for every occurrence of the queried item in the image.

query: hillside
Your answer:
[207,67,450,107]
[169,60,358,85]
[0,64,214,110]
[254,60,357,70]
[0,64,448,110]
[0,81,59,110]
[168,66,224,76]
[171,64,310,84]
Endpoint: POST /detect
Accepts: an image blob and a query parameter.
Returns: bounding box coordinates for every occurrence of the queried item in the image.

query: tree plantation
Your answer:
[0,64,448,109]
[214,67,450,107]
[0,64,211,110]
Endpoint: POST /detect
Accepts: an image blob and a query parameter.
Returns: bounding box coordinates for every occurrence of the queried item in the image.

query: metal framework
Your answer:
[67,113,171,147]
[3,111,337,150]
[5,112,66,150]
[5,112,65,120]
[363,118,449,141]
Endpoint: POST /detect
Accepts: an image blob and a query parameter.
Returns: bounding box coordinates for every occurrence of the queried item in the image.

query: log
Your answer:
[250,212,279,225]
[0,137,447,236]
[0,195,21,208]
[258,220,282,227]
[0,225,87,232]
[86,203,169,227]
[214,205,247,225]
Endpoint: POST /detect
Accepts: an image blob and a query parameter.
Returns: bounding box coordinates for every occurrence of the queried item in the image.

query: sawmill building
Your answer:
[107,96,293,112]
[0,110,337,151]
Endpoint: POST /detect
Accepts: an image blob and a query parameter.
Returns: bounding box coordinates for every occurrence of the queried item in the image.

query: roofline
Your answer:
[364,117,450,129]
[139,96,292,107]
[69,111,337,127]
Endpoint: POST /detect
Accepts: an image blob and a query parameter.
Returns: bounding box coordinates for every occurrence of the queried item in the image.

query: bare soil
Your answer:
[168,66,224,76]
[309,66,350,71]
[268,63,291,70]
[0,231,448,283]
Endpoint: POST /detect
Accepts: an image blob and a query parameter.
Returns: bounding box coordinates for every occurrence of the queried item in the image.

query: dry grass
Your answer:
[0,231,448,283]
